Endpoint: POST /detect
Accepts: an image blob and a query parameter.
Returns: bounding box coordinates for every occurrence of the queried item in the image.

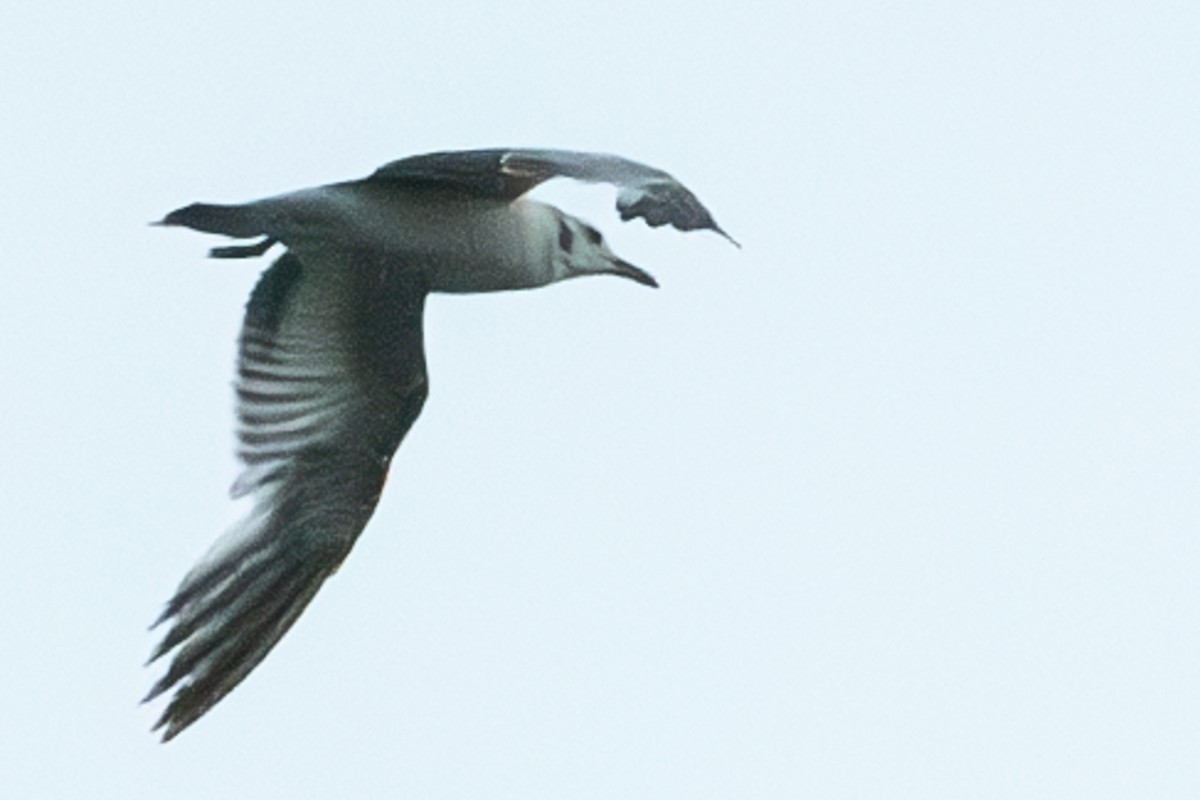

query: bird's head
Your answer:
[549,210,658,288]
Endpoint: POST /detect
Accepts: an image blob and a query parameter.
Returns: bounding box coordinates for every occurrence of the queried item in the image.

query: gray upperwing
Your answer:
[367,148,537,198]
[367,148,738,245]
[145,251,429,741]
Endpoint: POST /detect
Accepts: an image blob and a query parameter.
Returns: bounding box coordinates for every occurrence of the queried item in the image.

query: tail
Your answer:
[156,202,265,239]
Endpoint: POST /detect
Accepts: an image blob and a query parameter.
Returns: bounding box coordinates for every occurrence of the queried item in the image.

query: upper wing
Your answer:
[144,251,429,741]
[368,148,738,245]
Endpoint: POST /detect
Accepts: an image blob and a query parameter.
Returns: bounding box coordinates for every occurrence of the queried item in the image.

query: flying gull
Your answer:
[144,147,736,741]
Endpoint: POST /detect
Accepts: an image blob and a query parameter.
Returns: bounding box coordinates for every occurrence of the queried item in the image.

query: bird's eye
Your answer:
[558,219,574,252]
[584,226,603,245]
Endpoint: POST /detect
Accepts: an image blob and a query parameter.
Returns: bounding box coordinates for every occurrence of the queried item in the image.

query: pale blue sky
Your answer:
[2,2,1198,797]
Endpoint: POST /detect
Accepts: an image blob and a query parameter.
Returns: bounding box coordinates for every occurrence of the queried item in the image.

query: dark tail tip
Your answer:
[156,202,261,238]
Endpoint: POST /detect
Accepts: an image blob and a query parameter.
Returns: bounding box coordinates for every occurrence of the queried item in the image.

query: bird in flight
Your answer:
[144,147,735,741]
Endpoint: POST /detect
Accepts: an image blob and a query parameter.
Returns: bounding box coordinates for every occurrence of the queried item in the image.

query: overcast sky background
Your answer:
[2,2,1198,797]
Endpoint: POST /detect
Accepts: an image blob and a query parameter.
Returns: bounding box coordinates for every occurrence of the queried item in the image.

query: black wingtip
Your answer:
[144,638,171,668]
[152,712,176,742]
[148,600,178,632]
[141,675,171,705]
[715,226,741,248]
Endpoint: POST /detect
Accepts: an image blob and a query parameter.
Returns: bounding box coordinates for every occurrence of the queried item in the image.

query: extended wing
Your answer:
[368,147,737,245]
[144,251,428,740]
